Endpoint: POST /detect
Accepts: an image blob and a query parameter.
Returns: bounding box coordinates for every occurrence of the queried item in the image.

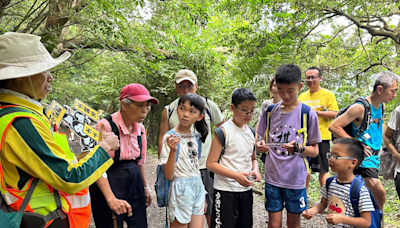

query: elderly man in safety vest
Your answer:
[0,32,119,228]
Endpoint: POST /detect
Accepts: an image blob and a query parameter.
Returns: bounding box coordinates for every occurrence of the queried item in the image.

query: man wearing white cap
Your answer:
[0,32,119,228]
[158,69,225,226]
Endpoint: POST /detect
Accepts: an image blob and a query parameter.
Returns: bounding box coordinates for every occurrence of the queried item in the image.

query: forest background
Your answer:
[2,0,400,225]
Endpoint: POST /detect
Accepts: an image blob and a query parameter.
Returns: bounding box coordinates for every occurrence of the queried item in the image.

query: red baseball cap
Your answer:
[119,83,159,104]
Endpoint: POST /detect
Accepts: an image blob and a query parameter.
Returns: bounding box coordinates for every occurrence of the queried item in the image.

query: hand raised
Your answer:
[167,135,181,152]
[98,123,119,152]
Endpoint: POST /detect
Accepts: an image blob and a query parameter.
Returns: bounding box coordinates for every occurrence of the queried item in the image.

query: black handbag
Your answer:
[0,178,69,228]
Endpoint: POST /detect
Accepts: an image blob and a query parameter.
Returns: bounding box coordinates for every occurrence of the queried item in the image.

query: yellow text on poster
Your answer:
[46,100,66,127]
[74,98,99,121]
[83,123,99,141]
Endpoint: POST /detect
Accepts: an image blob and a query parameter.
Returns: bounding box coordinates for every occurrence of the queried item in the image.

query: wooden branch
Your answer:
[374,36,388,44]
[377,16,395,32]
[342,54,391,79]
[294,14,336,58]
[52,49,106,72]
[0,0,12,18]
[320,24,352,44]
[323,7,400,44]
[357,27,371,64]
[4,0,27,9]
[12,0,39,31]
[329,54,362,71]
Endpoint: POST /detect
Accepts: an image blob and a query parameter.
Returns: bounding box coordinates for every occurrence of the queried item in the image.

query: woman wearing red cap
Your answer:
[90,83,158,228]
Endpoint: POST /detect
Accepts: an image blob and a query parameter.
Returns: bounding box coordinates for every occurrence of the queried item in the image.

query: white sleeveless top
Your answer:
[214,119,254,192]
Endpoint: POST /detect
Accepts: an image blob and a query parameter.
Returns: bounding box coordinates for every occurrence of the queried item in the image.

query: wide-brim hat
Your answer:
[0,32,71,80]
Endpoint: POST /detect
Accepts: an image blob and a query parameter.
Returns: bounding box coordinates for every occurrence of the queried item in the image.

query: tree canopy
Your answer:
[2,0,400,145]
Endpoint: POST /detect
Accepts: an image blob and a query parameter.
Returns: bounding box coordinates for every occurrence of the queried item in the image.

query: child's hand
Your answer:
[282,140,296,154]
[256,140,269,153]
[325,214,344,225]
[204,200,208,215]
[249,170,262,182]
[167,135,181,152]
[235,172,254,187]
[302,209,313,219]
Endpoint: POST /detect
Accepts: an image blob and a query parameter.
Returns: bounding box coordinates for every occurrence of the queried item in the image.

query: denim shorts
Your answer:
[168,175,205,224]
[264,182,307,214]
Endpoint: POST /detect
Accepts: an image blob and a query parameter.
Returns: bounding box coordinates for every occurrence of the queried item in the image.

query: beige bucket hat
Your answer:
[0,32,71,80]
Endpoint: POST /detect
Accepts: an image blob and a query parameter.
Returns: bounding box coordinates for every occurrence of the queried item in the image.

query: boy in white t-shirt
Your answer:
[206,88,262,228]
[302,138,375,227]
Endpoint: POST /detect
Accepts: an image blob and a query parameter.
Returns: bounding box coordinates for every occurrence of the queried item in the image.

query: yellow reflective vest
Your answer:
[0,94,113,228]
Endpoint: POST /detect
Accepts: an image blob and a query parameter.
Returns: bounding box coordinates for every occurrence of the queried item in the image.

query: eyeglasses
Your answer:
[235,105,255,116]
[177,84,195,90]
[305,76,320,81]
[326,153,354,162]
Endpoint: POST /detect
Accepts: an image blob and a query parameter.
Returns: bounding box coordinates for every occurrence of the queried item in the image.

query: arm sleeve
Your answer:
[307,109,322,145]
[207,100,224,125]
[159,134,171,165]
[328,91,339,111]
[4,117,113,195]
[358,185,375,212]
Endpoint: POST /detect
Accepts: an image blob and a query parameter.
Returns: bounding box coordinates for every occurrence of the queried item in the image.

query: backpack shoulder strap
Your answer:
[325,175,337,192]
[166,129,180,162]
[167,105,175,121]
[205,97,212,122]
[104,115,121,161]
[350,175,364,217]
[194,132,202,158]
[265,104,278,140]
[136,124,145,161]
[297,103,311,145]
[248,125,255,136]
[355,97,372,136]
[325,175,336,196]
[214,127,225,152]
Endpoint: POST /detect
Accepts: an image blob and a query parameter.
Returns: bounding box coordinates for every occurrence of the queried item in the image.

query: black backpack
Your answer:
[334,97,383,139]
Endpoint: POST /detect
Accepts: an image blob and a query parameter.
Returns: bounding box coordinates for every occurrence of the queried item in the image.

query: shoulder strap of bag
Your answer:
[104,115,121,161]
[264,104,278,155]
[195,133,202,159]
[350,175,363,217]
[325,175,336,196]
[136,125,144,161]
[214,127,225,161]
[17,178,39,213]
[354,97,372,138]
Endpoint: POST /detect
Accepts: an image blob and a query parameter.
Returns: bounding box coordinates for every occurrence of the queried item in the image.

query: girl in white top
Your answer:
[159,93,208,228]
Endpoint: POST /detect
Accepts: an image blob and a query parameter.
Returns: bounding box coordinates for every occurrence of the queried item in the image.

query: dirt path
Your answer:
[68,140,327,227]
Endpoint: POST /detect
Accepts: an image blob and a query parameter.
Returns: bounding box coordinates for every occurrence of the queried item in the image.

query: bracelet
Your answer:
[144,186,151,193]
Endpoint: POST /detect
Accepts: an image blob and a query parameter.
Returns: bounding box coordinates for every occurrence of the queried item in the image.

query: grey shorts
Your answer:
[200,168,214,215]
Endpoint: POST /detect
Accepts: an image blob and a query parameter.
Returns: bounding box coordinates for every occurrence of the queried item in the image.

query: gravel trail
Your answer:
[67,138,327,228]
